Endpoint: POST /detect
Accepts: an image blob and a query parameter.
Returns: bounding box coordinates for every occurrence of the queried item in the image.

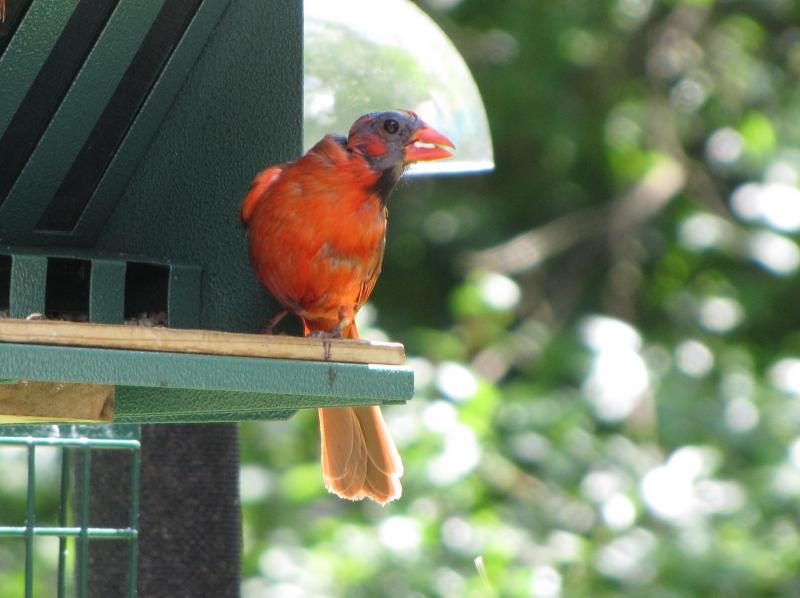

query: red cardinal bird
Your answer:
[241,110,454,504]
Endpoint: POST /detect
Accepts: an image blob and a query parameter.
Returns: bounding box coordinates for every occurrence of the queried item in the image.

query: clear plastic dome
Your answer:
[304,0,494,176]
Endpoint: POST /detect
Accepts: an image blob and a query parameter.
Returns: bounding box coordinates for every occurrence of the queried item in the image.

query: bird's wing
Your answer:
[241,165,284,225]
[356,206,388,309]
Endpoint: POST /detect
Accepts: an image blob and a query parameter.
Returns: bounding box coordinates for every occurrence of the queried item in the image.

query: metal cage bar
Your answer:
[57,446,71,598]
[128,443,140,596]
[77,444,90,596]
[24,442,35,598]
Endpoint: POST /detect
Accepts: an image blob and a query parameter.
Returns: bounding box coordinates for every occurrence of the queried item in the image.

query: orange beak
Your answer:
[405,123,455,162]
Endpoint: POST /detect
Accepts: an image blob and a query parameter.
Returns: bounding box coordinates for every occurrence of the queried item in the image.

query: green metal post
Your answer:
[128,446,141,597]
[24,443,35,598]
[57,447,72,598]
[78,444,90,597]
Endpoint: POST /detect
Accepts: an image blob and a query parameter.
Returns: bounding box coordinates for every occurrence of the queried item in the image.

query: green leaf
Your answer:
[739,111,776,158]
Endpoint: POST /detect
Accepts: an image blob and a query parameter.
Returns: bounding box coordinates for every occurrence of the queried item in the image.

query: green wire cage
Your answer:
[0,425,141,598]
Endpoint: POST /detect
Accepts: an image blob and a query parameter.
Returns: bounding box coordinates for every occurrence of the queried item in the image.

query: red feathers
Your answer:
[242,111,453,503]
[242,136,389,334]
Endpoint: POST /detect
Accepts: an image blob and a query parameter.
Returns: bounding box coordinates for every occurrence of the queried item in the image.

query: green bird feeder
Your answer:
[0,0,412,424]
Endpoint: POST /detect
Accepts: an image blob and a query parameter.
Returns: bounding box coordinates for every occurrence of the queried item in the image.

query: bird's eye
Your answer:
[383,119,400,134]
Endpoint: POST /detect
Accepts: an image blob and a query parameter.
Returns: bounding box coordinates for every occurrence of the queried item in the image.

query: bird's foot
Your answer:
[262,328,289,336]
[260,309,289,335]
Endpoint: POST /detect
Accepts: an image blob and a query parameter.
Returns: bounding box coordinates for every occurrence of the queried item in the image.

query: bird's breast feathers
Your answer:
[245,137,388,318]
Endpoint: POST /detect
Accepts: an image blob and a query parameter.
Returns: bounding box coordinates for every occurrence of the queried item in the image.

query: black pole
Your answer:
[86,424,241,597]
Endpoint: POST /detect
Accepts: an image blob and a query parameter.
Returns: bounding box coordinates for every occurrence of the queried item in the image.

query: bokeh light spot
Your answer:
[530,565,563,598]
[436,362,479,402]
[601,493,637,531]
[478,272,521,311]
[706,127,743,165]
[769,358,800,395]
[675,339,714,378]
[748,230,800,275]
[698,297,743,333]
[378,516,422,557]
[724,398,759,433]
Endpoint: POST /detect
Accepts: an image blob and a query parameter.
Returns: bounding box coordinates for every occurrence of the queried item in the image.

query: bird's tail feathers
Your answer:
[318,321,403,504]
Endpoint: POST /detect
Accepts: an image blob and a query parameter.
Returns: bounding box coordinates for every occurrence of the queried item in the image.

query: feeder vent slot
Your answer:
[45,258,91,321]
[124,263,168,322]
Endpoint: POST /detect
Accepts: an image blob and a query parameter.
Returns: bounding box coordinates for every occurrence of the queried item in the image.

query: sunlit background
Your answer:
[260,0,800,595]
[4,0,800,596]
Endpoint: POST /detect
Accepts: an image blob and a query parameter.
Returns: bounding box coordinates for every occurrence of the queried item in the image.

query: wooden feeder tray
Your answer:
[0,319,412,424]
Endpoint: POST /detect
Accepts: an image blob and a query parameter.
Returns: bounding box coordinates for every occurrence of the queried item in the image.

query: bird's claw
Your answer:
[260,309,289,335]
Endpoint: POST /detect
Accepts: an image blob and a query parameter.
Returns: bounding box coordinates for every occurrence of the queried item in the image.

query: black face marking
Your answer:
[348,111,420,202]
[370,163,407,204]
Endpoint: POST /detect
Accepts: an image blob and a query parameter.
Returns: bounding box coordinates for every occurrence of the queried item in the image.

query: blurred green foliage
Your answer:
[0,446,66,597]
[241,0,800,596]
